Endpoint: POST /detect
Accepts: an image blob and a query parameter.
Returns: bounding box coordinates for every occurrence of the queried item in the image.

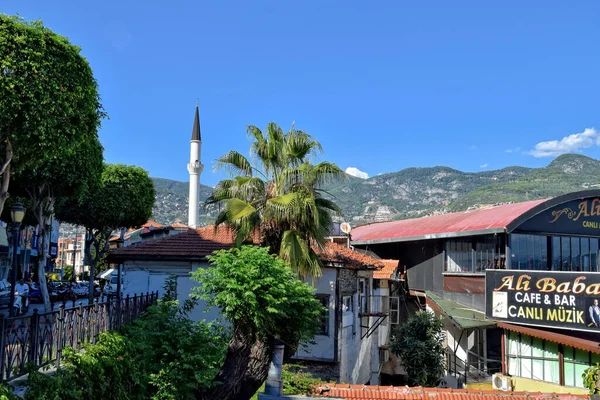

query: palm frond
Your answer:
[215,151,253,177]
[280,230,322,280]
[225,198,258,222]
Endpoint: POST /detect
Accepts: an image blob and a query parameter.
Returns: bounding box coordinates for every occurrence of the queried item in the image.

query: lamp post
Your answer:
[8,202,26,317]
[72,227,78,282]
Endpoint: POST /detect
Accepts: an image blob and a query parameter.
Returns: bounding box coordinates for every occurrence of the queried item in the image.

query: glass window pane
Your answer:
[544,341,559,359]
[572,237,581,272]
[508,332,520,356]
[532,338,543,357]
[592,239,599,272]
[532,359,543,381]
[526,235,535,270]
[520,334,532,357]
[539,236,548,270]
[552,237,561,271]
[564,362,575,387]
[544,360,560,384]
[509,357,519,376]
[562,237,571,271]
[564,346,575,361]
[582,238,591,272]
[575,364,587,388]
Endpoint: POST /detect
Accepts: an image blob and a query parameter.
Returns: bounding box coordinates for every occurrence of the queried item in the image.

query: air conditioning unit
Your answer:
[492,373,512,391]
[379,348,389,363]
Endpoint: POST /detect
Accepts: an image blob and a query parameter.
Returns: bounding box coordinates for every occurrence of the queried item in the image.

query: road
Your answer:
[0,297,94,317]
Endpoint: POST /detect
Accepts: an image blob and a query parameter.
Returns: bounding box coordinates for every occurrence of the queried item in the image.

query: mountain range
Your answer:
[150,154,600,226]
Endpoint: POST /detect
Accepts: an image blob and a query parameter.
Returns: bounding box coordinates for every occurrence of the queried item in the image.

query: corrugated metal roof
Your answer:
[351,200,547,245]
[426,291,496,330]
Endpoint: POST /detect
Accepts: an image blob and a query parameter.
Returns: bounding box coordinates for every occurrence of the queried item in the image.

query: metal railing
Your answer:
[0,291,159,381]
[359,295,389,316]
[445,347,502,385]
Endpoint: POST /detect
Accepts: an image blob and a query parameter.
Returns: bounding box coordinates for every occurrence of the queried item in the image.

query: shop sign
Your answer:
[517,197,600,235]
[486,270,600,332]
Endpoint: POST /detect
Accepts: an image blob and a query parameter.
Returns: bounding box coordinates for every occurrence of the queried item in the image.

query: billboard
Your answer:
[486,270,600,333]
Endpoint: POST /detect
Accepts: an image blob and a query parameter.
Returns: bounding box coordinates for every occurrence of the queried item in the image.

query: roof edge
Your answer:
[351,227,505,246]
[506,189,600,232]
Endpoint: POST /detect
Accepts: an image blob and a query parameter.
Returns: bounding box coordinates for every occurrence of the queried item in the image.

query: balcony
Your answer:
[359,295,389,340]
[359,295,389,317]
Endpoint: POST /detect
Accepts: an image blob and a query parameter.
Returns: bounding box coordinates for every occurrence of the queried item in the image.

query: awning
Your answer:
[426,291,496,330]
[497,322,600,354]
[96,268,116,280]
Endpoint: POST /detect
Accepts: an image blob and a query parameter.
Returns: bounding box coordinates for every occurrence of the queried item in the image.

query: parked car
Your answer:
[103,275,124,297]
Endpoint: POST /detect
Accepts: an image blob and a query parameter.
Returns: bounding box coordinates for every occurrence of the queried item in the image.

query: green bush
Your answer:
[389,311,445,387]
[25,275,227,400]
[281,365,322,395]
[582,363,600,394]
[0,383,19,400]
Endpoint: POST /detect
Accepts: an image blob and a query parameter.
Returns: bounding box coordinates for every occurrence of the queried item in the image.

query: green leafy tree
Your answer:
[56,164,155,301]
[0,14,105,219]
[0,14,105,311]
[389,311,445,387]
[207,123,344,279]
[191,245,324,400]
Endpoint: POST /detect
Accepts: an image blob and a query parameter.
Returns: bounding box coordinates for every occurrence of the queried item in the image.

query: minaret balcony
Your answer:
[187,162,204,175]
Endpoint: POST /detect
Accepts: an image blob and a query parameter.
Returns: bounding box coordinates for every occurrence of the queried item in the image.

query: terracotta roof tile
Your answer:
[318,242,398,271]
[315,384,589,400]
[373,259,400,279]
[108,225,398,271]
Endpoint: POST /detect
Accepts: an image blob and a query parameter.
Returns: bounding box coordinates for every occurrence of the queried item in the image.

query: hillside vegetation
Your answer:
[150,154,600,225]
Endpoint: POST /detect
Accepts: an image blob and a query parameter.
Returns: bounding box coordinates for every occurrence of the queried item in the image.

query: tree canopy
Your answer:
[0,14,105,217]
[207,122,344,279]
[389,311,445,387]
[191,245,324,400]
[56,163,156,300]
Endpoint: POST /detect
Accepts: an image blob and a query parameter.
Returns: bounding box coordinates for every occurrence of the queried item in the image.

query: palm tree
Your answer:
[207,122,345,278]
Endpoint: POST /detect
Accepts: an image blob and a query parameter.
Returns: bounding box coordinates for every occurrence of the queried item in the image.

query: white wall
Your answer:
[122,260,221,323]
[294,268,337,362]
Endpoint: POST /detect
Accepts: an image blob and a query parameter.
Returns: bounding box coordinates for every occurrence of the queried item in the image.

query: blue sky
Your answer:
[5,1,600,185]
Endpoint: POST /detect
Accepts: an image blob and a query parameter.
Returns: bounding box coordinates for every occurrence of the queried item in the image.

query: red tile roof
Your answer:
[373,259,400,279]
[108,225,398,272]
[315,384,589,400]
[108,227,238,261]
[319,242,398,271]
[351,200,547,244]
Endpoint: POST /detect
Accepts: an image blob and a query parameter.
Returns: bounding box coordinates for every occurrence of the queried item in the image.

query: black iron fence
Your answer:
[0,292,159,381]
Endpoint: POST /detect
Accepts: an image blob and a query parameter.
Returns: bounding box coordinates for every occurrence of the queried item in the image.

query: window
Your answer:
[507,332,559,384]
[445,235,505,273]
[547,236,600,272]
[510,234,548,270]
[389,297,399,324]
[316,295,330,335]
[342,296,353,313]
[359,279,367,313]
[564,346,590,388]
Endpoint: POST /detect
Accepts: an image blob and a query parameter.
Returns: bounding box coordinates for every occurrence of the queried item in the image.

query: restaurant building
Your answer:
[350,190,600,393]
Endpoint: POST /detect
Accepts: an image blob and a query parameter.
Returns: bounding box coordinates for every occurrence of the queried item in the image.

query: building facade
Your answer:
[350,190,600,393]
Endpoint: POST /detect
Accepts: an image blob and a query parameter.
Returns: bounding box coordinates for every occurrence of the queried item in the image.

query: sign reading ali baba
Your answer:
[486,270,600,333]
[517,197,600,235]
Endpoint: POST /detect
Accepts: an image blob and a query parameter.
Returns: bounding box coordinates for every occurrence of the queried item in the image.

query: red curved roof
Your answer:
[351,199,547,244]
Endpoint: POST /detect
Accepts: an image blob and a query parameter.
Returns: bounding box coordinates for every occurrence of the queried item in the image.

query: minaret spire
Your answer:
[187,102,203,228]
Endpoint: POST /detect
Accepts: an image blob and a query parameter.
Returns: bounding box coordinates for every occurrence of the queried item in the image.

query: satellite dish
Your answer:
[340,222,351,234]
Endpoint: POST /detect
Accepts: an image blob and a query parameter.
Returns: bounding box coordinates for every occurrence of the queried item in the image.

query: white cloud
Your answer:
[505,147,521,153]
[529,128,598,158]
[480,164,489,169]
[346,167,369,179]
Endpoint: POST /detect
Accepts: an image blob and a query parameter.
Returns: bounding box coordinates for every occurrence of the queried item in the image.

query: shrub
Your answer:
[25,275,227,400]
[389,311,445,387]
[281,364,322,395]
[582,363,600,394]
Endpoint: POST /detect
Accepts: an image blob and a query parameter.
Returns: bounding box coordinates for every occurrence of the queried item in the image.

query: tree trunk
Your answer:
[86,228,95,302]
[36,210,51,312]
[0,139,13,219]
[195,325,273,400]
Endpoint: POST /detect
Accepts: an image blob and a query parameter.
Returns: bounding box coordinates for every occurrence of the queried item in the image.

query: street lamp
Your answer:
[8,202,26,317]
